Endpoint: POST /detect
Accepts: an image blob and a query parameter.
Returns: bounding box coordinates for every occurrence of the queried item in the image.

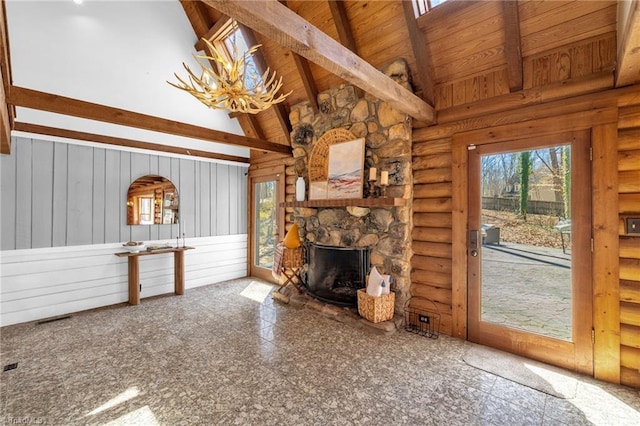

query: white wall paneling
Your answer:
[0,235,248,327]
[0,136,248,250]
[0,136,249,326]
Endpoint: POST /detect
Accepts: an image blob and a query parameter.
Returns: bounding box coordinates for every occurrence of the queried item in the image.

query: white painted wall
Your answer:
[0,2,254,327]
[5,0,249,158]
[0,235,248,327]
[0,135,250,326]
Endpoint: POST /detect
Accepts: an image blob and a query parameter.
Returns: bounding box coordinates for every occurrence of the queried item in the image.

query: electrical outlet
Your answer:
[626,218,640,235]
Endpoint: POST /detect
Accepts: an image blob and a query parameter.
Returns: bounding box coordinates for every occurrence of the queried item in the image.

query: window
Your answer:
[138,197,153,225]
[412,0,449,18]
[213,20,263,93]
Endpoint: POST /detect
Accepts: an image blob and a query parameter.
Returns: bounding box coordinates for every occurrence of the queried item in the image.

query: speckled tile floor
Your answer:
[1,278,639,425]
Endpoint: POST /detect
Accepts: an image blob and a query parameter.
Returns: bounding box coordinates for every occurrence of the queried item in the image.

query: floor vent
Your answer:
[3,363,18,372]
[37,315,72,325]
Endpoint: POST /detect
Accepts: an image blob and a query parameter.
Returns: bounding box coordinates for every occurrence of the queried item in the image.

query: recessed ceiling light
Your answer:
[73,0,83,5]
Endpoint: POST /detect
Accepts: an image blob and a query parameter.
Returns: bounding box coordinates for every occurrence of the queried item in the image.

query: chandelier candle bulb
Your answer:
[168,37,291,114]
[369,167,377,181]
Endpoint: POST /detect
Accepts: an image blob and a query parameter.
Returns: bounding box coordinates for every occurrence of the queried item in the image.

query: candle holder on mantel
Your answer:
[368,178,377,198]
[368,167,377,198]
[379,171,389,198]
[379,183,388,198]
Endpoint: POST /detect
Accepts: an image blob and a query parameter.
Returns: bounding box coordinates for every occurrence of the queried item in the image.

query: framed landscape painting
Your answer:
[309,181,328,200]
[327,138,365,199]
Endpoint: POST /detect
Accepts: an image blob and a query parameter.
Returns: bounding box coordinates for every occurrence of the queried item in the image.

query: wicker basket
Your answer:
[357,289,395,323]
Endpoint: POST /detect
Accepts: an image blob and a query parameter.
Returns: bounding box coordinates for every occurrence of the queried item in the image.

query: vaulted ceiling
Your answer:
[1,0,639,159]
[180,0,640,162]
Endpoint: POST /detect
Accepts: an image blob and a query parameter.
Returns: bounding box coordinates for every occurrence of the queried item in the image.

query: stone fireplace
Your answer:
[284,59,414,314]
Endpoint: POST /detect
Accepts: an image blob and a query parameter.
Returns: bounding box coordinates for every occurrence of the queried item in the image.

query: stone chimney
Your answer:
[285,59,414,313]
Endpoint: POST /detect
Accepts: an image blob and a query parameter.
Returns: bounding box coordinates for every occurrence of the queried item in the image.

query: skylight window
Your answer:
[412,0,449,18]
[218,21,262,93]
[169,18,289,114]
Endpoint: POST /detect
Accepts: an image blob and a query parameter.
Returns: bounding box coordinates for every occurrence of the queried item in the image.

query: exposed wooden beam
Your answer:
[203,0,435,123]
[616,0,640,87]
[8,86,291,155]
[292,52,319,113]
[231,112,266,140]
[13,122,249,163]
[436,71,614,125]
[0,82,9,154]
[240,25,292,142]
[414,83,640,144]
[179,0,212,42]
[502,0,523,92]
[327,0,357,53]
[272,102,292,142]
[0,0,13,154]
[326,0,364,99]
[401,0,434,104]
[279,0,319,112]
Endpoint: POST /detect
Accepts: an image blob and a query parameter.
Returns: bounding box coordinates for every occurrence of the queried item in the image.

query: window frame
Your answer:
[207,19,265,91]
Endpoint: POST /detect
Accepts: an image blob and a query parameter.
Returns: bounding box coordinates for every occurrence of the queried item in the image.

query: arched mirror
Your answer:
[127,175,179,225]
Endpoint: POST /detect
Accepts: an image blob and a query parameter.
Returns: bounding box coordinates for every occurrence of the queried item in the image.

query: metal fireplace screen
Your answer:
[305,243,370,307]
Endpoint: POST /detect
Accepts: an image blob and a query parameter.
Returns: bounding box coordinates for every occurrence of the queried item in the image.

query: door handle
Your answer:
[469,230,479,250]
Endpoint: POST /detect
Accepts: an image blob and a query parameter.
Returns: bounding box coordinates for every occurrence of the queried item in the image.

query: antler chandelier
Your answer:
[168,38,289,114]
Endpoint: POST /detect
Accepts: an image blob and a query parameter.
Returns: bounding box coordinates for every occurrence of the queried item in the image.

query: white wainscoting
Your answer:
[0,234,247,327]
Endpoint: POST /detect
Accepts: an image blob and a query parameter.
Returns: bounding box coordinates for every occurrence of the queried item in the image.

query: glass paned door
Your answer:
[480,146,572,340]
[467,131,593,374]
[254,180,277,269]
[248,167,284,282]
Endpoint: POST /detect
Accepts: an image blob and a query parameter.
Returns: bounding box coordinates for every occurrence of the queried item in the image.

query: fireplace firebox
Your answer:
[305,243,370,306]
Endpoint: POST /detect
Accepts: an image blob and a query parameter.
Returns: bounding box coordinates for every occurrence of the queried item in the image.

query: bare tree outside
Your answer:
[480,145,572,247]
[480,144,573,340]
[518,151,531,220]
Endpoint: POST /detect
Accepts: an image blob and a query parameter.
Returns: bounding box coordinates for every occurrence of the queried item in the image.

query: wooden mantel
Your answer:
[281,198,406,208]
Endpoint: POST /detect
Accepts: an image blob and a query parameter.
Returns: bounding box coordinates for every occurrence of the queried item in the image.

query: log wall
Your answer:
[618,111,640,389]
[409,12,638,383]
[412,83,639,387]
[235,0,636,387]
[411,138,454,335]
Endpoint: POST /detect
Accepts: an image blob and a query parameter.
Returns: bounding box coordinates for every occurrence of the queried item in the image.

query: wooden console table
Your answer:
[115,247,194,305]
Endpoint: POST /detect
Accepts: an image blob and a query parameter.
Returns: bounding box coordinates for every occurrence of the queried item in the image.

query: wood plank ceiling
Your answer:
[177,0,639,163]
[1,0,639,157]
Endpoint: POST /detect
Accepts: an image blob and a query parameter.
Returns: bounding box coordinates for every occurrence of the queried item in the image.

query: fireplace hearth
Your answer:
[305,243,370,307]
